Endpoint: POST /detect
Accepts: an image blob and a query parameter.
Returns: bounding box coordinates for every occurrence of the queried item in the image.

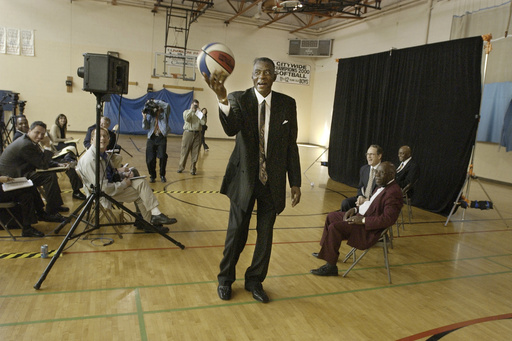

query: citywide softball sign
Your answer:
[273,61,311,86]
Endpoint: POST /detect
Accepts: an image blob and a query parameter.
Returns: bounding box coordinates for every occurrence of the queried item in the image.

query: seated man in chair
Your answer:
[0,121,69,220]
[77,127,177,233]
[341,144,383,211]
[395,145,420,197]
[311,161,403,276]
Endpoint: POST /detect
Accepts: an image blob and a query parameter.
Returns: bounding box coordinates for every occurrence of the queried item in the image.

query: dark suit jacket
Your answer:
[348,181,403,250]
[395,159,420,196]
[0,134,53,178]
[219,88,301,214]
[13,130,24,141]
[357,164,379,198]
[83,124,117,150]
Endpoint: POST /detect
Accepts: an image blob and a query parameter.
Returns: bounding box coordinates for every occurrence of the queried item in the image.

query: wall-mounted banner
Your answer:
[273,61,311,86]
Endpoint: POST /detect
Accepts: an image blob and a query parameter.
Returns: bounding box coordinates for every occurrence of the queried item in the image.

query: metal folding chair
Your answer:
[0,202,24,241]
[342,227,393,283]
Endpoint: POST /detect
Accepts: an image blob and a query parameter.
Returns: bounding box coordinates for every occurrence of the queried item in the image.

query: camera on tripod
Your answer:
[143,99,160,117]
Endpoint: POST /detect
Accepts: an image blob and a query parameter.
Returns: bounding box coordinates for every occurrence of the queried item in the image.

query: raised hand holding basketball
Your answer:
[204,70,228,102]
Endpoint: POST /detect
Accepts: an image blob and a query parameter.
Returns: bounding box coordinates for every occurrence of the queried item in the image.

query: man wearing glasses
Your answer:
[341,144,383,211]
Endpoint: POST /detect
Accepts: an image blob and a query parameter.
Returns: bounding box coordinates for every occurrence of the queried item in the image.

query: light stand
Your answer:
[34,92,185,290]
[444,34,509,228]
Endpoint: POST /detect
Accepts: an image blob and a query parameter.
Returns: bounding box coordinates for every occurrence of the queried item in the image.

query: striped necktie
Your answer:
[259,100,268,185]
[364,167,375,199]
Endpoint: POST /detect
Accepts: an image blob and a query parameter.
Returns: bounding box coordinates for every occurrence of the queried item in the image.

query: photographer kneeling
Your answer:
[77,127,177,233]
[142,99,170,183]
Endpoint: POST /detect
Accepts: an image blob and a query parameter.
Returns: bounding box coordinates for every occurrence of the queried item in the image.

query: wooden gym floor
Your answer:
[1,134,511,340]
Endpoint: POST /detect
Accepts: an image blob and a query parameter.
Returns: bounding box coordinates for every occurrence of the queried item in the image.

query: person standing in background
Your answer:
[200,107,209,151]
[142,99,170,183]
[178,99,205,175]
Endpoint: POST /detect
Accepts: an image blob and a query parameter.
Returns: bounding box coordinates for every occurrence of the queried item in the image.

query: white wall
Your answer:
[1,0,511,183]
[0,0,312,143]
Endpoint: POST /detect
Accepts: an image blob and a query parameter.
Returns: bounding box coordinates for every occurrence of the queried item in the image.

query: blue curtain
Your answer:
[477,82,512,143]
[104,89,194,135]
[502,101,512,151]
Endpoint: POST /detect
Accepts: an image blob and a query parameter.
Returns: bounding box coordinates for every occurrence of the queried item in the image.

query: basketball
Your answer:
[196,42,235,79]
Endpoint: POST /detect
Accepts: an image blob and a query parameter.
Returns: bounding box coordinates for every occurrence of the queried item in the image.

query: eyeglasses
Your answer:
[253,70,274,76]
[366,153,377,156]
[375,170,393,175]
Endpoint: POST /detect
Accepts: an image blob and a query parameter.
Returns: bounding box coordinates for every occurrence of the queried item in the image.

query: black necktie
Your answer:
[259,100,268,185]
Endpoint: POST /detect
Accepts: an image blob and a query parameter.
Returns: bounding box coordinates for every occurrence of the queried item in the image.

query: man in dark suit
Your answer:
[311,161,403,276]
[395,145,420,197]
[205,57,302,303]
[0,121,68,219]
[341,144,383,211]
[84,116,119,151]
[0,175,43,237]
[13,115,29,141]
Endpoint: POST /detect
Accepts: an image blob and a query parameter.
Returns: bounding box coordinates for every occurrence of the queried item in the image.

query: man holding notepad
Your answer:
[0,175,44,237]
[77,127,178,233]
[0,121,69,224]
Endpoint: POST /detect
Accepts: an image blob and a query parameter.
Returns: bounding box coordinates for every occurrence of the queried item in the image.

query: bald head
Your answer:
[375,161,396,187]
[398,146,411,162]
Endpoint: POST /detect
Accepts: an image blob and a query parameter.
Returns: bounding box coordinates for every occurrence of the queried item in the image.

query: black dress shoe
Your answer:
[190,171,196,175]
[38,212,67,223]
[245,284,270,303]
[22,226,44,237]
[149,177,156,183]
[72,190,86,200]
[161,176,167,183]
[151,214,177,225]
[57,206,70,213]
[312,252,319,258]
[217,285,232,301]
[177,169,183,173]
[310,263,338,276]
[143,225,170,234]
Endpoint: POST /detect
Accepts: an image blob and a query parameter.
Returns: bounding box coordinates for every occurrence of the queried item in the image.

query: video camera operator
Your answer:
[142,99,170,183]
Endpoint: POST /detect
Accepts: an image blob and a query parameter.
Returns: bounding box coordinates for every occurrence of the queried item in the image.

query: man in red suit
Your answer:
[311,161,403,276]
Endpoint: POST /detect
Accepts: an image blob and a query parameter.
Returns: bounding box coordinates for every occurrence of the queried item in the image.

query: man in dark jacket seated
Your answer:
[0,121,69,221]
[311,161,403,276]
[395,145,420,197]
[0,175,44,237]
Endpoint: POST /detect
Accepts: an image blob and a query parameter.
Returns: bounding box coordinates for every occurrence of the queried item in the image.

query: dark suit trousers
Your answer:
[341,196,357,211]
[66,168,83,191]
[146,135,168,178]
[317,211,358,265]
[218,181,277,289]
[29,172,64,214]
[0,187,38,227]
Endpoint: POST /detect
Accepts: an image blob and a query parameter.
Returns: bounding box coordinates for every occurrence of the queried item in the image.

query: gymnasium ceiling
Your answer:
[81,0,422,35]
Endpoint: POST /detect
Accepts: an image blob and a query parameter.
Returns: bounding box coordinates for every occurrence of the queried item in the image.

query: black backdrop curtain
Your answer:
[328,37,483,215]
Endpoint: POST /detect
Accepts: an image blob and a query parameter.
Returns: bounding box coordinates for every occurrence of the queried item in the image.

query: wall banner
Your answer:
[273,60,311,86]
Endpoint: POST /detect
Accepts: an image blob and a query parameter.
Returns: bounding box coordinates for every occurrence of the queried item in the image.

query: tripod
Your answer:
[444,35,509,228]
[444,161,509,227]
[34,92,185,290]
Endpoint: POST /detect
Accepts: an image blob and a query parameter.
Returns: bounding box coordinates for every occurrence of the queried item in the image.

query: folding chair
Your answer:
[75,167,124,239]
[0,202,24,241]
[395,180,417,236]
[342,227,393,283]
